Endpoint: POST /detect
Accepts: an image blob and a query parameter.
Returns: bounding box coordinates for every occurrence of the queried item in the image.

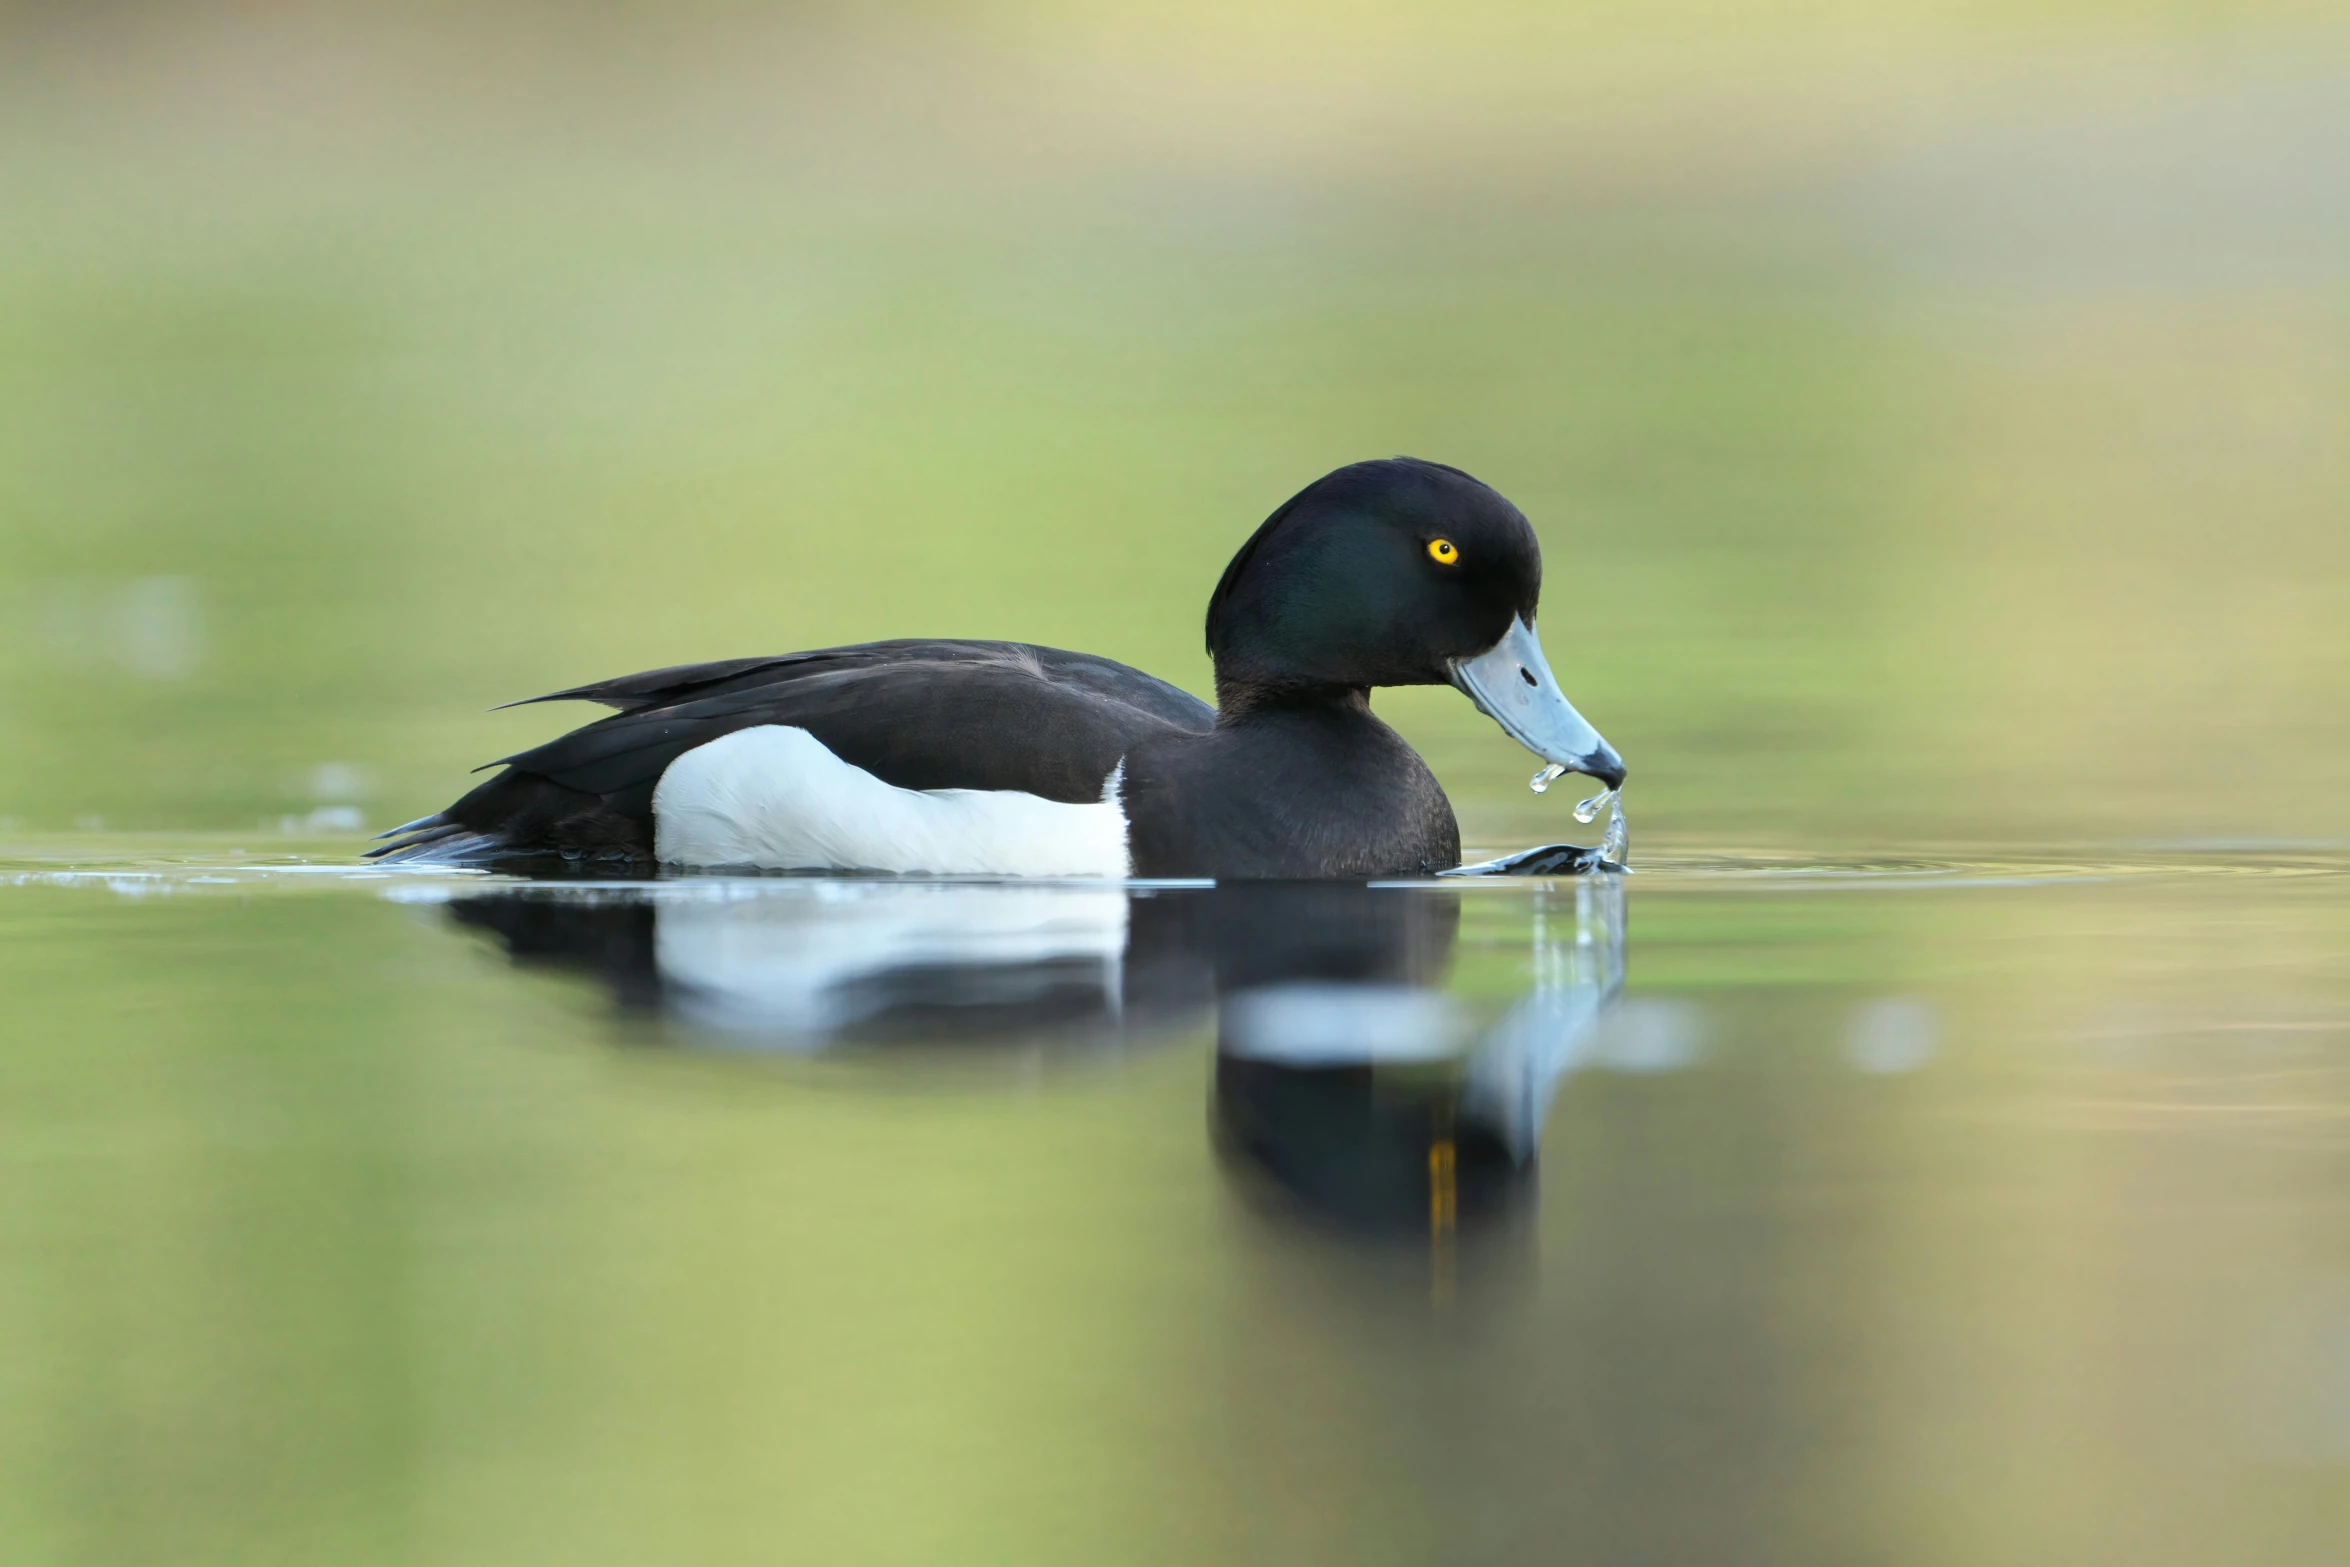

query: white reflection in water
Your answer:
[1589,999,1709,1074]
[1845,997,1942,1074]
[1219,985,1471,1066]
[655,884,1129,1040]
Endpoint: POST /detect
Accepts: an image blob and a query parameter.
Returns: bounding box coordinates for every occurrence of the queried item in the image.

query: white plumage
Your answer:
[652,724,1130,876]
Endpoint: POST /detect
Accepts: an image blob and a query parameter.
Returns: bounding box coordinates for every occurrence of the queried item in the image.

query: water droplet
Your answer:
[1574,788,1615,825]
[1529,762,1568,794]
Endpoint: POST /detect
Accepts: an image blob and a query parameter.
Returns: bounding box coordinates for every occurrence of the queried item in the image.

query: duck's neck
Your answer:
[1212,677,1373,726]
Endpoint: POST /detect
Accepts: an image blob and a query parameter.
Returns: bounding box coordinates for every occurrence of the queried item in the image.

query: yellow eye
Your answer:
[1427,538,1459,565]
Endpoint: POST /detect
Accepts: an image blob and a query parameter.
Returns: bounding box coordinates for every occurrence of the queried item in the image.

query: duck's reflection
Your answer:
[446,875,1624,1232]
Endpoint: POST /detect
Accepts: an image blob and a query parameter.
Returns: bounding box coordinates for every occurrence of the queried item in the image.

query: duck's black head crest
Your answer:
[1205,458,1542,705]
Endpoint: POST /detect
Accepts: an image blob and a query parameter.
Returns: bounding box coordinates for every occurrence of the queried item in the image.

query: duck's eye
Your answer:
[1427,538,1459,566]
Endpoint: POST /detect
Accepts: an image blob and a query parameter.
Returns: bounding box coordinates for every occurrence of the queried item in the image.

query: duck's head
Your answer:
[1205,457,1625,790]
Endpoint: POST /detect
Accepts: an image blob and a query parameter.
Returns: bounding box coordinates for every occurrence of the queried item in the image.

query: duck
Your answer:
[370,457,1625,879]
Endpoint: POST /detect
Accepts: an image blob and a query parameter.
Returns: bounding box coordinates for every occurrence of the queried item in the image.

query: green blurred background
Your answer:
[4,0,2345,852]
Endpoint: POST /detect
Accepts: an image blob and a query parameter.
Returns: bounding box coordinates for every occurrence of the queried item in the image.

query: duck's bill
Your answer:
[1449,617,1626,789]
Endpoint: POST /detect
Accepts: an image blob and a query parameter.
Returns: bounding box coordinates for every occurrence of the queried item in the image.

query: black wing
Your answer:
[373,640,1215,863]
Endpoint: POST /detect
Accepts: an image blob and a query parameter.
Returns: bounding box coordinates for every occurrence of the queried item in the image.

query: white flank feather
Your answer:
[652,725,1130,876]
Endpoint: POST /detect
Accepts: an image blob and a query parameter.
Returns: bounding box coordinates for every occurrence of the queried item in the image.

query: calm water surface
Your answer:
[4,839,2346,1565]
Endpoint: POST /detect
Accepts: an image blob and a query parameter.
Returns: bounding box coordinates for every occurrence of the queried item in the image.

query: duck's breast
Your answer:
[1121,705,1459,879]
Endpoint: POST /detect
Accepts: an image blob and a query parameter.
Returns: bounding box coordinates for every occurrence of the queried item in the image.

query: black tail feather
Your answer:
[363,770,654,865]
[365,817,498,862]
